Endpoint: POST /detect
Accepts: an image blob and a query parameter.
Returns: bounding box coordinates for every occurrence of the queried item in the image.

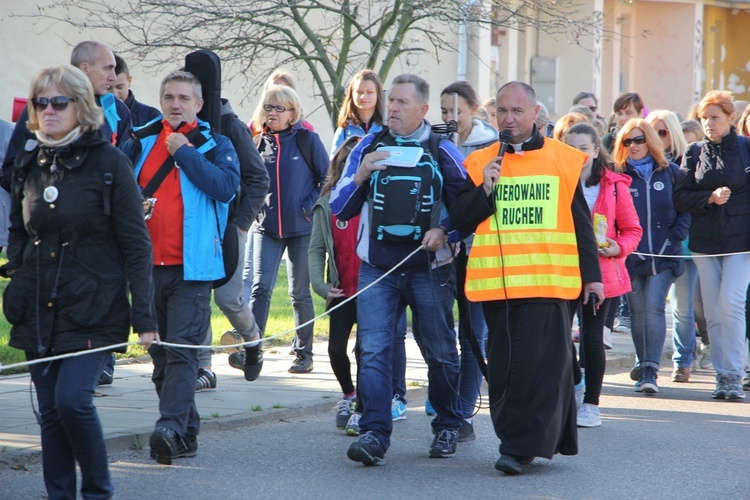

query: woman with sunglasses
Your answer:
[646,110,698,383]
[673,91,750,400]
[1,65,156,498]
[251,84,329,374]
[613,118,690,395]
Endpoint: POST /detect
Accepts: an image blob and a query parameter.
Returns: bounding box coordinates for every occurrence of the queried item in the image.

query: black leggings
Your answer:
[327,297,359,396]
[569,296,612,406]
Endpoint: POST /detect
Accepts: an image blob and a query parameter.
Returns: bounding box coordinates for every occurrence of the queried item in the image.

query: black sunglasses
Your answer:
[263,104,293,113]
[588,106,598,112]
[622,136,646,147]
[31,96,76,112]
[657,129,669,138]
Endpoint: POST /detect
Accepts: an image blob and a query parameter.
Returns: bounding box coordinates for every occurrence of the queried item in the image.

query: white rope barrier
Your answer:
[631,250,750,259]
[0,245,427,374]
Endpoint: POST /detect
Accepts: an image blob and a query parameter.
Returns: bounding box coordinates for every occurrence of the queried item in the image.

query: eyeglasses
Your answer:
[264,104,293,113]
[622,136,647,147]
[657,129,669,138]
[31,96,76,112]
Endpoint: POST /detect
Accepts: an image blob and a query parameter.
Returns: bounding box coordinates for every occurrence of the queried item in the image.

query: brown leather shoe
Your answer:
[671,366,690,383]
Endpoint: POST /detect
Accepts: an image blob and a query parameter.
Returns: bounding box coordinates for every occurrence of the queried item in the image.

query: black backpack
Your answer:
[366,127,444,242]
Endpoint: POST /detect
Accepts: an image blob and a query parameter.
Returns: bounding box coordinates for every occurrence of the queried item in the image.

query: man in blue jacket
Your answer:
[330,74,466,465]
[122,70,240,465]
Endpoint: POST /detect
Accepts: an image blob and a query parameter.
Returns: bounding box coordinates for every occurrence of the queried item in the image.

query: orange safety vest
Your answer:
[463,139,587,301]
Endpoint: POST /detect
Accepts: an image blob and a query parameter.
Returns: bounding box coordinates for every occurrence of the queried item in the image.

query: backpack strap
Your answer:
[295,128,315,176]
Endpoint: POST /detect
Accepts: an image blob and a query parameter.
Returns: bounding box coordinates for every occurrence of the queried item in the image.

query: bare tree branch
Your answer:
[18,0,619,130]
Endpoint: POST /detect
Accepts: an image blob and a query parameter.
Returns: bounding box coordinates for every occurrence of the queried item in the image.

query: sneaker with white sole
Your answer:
[345,412,361,436]
[334,398,355,429]
[391,395,407,421]
[574,378,585,411]
[613,316,630,332]
[429,429,458,458]
[577,403,602,427]
[725,375,746,401]
[639,366,659,394]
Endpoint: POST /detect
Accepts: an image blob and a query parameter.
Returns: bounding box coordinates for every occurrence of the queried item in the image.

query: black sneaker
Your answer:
[243,344,263,381]
[228,352,245,371]
[98,370,114,386]
[495,454,534,475]
[149,427,198,465]
[457,420,476,442]
[429,429,458,458]
[288,355,313,373]
[347,432,386,466]
[195,368,217,391]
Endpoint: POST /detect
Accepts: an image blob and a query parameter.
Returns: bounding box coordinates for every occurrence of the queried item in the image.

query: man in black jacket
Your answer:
[195,98,270,390]
[113,55,160,127]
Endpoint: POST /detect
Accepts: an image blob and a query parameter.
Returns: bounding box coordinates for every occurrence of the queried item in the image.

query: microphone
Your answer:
[497,130,513,158]
[492,130,513,194]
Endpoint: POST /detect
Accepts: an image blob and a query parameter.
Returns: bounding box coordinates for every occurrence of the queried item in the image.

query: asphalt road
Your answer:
[1,368,748,499]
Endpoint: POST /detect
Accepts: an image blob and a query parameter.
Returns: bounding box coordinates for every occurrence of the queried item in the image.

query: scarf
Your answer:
[627,155,654,180]
[35,126,83,149]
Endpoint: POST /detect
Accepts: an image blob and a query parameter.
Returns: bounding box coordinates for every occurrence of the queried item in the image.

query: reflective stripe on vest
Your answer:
[463,139,586,301]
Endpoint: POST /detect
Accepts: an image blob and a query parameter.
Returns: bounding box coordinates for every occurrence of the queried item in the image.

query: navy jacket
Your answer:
[623,159,689,277]
[673,130,750,254]
[255,122,329,239]
[124,90,160,128]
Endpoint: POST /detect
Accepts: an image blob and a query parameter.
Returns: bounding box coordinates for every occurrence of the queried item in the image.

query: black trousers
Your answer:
[149,266,212,437]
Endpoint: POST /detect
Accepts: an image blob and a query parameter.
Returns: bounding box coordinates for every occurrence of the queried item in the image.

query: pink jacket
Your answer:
[590,168,643,298]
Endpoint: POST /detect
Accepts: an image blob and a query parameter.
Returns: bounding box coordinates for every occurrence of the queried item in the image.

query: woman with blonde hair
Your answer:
[553,112,590,142]
[647,110,688,164]
[646,110,694,383]
[614,118,689,395]
[674,90,750,400]
[248,69,314,136]
[2,65,156,498]
[250,84,329,374]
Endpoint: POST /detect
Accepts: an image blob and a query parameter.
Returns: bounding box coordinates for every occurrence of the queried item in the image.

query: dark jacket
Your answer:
[220,99,270,231]
[124,90,160,128]
[623,159,689,277]
[255,122,329,239]
[2,132,157,356]
[673,130,750,254]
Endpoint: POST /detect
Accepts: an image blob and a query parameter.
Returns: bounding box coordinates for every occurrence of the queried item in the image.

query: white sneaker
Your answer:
[577,403,602,427]
[699,345,713,370]
[575,378,585,411]
[603,326,613,350]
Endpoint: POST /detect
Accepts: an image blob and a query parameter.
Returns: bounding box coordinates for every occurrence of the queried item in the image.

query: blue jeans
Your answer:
[251,232,315,357]
[28,350,113,499]
[356,262,461,450]
[628,270,676,369]
[199,225,261,368]
[670,259,698,368]
[693,253,750,377]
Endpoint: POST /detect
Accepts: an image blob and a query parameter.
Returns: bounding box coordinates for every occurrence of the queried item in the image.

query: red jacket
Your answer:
[590,168,643,298]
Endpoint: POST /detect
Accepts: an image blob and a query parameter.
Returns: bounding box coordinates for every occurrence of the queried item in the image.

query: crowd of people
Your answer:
[2,37,750,497]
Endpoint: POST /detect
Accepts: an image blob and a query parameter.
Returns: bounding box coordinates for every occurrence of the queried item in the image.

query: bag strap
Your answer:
[140,125,208,199]
[295,128,315,176]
